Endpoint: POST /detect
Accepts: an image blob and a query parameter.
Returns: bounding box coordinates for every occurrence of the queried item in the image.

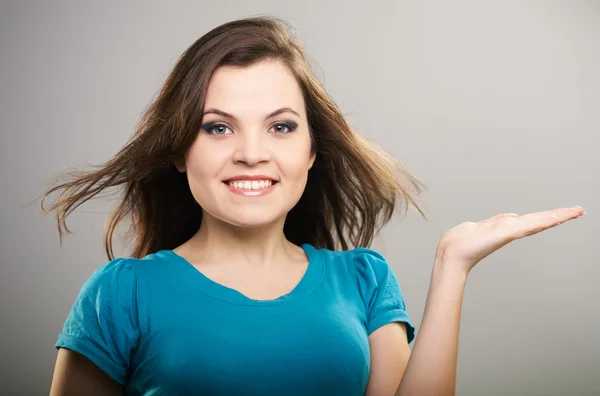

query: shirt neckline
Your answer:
[156,243,325,306]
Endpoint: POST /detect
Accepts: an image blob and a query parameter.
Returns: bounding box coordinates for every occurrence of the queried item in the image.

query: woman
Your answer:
[44,16,584,396]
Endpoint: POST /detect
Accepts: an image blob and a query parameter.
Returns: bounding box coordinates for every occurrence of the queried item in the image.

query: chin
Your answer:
[224,217,282,229]
[229,219,277,228]
[213,209,285,229]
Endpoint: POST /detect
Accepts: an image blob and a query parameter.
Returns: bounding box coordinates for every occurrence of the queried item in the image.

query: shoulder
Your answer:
[73,258,139,308]
[351,248,394,283]
[71,252,175,325]
[307,244,393,283]
[93,250,176,277]
[84,257,136,286]
[80,250,170,295]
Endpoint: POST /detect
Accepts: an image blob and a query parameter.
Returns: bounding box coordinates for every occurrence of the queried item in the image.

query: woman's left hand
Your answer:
[434,205,585,276]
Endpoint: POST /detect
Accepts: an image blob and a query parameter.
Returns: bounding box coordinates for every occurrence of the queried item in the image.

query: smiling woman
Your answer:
[41,14,584,396]
[41,16,426,396]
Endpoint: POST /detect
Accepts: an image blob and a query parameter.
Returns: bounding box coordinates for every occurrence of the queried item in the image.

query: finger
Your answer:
[523,206,584,225]
[505,206,584,239]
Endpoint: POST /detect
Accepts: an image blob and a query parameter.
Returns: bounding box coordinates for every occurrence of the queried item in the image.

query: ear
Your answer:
[308,150,316,170]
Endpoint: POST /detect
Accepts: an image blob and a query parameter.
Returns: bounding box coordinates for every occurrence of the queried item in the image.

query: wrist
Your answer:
[432,257,470,284]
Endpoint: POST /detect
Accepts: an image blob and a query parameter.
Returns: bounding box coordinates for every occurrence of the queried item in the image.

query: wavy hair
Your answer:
[40,16,427,260]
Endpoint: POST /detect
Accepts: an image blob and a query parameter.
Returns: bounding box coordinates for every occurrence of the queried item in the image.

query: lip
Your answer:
[223,175,278,182]
[223,180,278,197]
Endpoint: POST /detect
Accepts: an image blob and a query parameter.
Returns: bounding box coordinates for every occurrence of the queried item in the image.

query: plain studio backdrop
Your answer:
[1,1,598,395]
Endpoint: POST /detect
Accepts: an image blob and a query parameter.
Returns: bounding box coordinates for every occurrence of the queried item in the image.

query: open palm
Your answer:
[436,205,585,274]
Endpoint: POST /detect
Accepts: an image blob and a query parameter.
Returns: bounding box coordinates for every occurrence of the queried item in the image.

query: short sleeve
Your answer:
[55,258,139,384]
[353,248,415,343]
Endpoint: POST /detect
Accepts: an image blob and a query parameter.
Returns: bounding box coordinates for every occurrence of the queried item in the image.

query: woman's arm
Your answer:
[365,323,411,395]
[365,261,464,396]
[393,205,584,396]
[393,258,467,396]
[49,348,123,396]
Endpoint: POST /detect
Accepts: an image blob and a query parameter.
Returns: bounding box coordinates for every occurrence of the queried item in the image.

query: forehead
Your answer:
[204,60,305,117]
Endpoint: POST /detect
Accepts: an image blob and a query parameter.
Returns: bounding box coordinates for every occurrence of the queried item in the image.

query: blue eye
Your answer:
[202,123,231,135]
[270,122,297,134]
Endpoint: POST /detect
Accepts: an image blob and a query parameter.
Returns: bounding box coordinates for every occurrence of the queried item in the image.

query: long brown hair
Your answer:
[40,16,427,260]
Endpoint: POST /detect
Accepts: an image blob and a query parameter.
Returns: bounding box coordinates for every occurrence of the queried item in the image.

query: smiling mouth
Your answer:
[223,180,279,191]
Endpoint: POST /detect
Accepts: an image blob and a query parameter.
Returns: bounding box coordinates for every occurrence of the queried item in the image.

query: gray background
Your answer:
[1,0,598,395]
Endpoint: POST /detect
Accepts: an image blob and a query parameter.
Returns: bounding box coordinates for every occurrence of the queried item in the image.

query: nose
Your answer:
[232,130,271,166]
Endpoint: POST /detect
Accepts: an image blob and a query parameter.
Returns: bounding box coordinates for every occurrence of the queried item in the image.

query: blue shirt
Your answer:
[56,244,415,395]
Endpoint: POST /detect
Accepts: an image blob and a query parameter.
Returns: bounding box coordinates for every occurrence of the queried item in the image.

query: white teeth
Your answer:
[227,180,274,190]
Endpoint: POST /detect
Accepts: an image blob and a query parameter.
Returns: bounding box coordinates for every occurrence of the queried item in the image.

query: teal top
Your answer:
[55,244,415,395]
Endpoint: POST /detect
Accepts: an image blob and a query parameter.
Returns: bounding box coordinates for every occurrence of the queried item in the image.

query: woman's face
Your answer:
[178,59,316,229]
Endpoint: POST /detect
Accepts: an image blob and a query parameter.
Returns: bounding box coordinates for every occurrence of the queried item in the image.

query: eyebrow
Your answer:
[202,107,300,121]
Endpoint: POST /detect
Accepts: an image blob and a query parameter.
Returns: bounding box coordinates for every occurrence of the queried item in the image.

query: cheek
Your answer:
[186,140,225,177]
[184,143,229,197]
[280,150,313,183]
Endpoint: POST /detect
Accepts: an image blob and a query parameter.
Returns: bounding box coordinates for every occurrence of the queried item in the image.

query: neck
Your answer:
[183,212,301,270]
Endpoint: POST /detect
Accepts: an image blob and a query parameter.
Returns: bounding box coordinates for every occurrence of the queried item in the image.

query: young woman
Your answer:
[44,16,584,396]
